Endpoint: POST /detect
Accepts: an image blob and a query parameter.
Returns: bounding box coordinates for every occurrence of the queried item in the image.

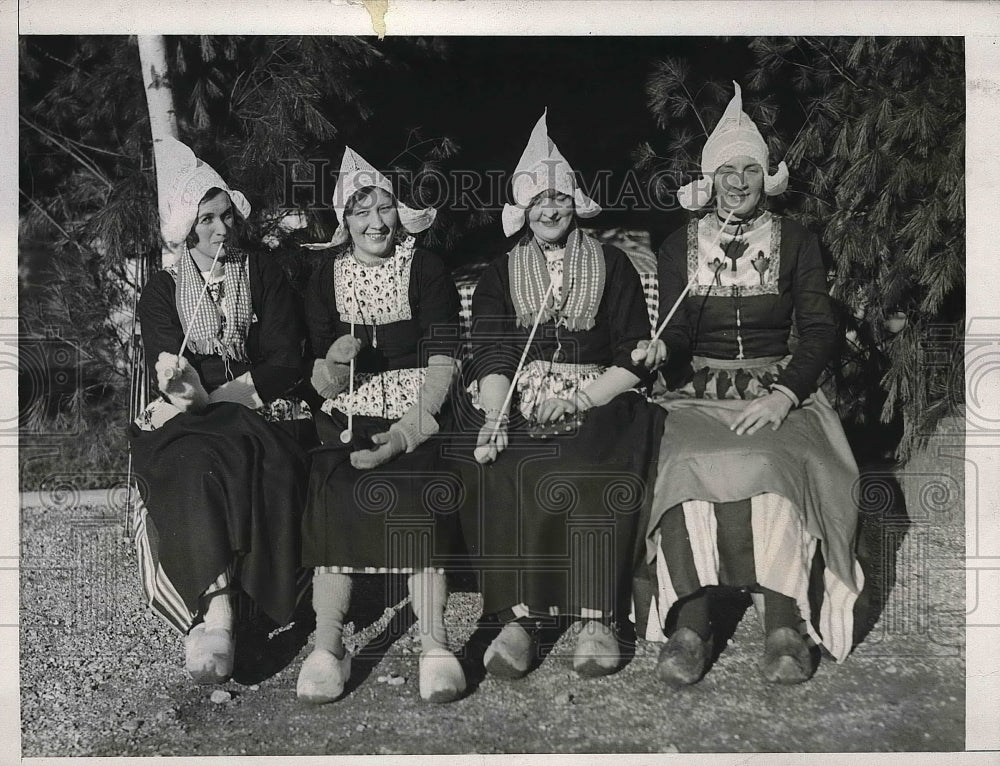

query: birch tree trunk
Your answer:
[130,36,180,428]
[137,34,178,264]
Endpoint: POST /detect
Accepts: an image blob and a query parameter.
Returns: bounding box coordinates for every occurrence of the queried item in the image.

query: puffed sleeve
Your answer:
[304,257,340,359]
[655,224,693,358]
[774,227,838,402]
[603,246,656,382]
[468,256,518,382]
[246,253,307,401]
[411,249,462,363]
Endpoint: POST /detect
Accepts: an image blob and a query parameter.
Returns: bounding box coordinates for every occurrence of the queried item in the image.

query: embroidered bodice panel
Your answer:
[332,244,415,327]
[687,212,782,297]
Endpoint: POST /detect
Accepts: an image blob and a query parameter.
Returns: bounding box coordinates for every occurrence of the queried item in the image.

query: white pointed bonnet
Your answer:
[304,146,437,249]
[158,136,251,251]
[501,109,601,237]
[676,82,789,211]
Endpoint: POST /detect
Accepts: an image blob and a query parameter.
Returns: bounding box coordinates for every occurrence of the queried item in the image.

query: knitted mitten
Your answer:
[156,352,209,413]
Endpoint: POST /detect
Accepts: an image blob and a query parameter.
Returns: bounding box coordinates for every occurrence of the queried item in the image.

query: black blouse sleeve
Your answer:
[774,226,838,401]
[137,270,186,389]
[469,256,518,382]
[138,256,305,401]
[246,253,307,401]
[603,245,655,382]
[655,225,694,358]
[411,249,463,363]
[304,257,340,359]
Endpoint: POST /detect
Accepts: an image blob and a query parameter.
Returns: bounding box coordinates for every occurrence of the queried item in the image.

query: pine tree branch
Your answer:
[783,188,835,208]
[20,115,114,191]
[230,38,296,111]
[803,38,861,90]
[31,45,101,87]
[772,42,823,79]
[26,326,97,364]
[19,189,89,254]
[55,132,130,159]
[678,79,709,137]
[783,100,820,159]
[389,134,455,167]
[108,261,141,294]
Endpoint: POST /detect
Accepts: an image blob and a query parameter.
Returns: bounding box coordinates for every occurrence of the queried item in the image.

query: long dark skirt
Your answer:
[128,402,308,627]
[302,407,464,571]
[454,391,665,620]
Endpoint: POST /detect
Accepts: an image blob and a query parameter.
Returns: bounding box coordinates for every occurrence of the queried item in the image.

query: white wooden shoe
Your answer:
[483,621,535,679]
[572,620,621,678]
[296,648,352,704]
[418,647,466,703]
[184,623,235,684]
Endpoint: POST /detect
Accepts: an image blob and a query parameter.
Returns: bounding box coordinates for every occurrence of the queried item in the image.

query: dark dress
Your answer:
[301,244,464,572]
[636,213,863,662]
[456,242,666,621]
[127,249,311,633]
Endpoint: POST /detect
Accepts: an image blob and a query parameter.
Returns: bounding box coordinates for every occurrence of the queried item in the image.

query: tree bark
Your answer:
[134,35,179,419]
[137,35,179,258]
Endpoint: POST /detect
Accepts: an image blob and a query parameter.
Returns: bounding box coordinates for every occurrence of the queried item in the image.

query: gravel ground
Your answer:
[20,417,966,756]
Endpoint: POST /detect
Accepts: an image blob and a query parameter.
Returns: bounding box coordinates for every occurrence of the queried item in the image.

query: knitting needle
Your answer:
[340,315,357,444]
[474,279,555,464]
[165,241,226,380]
[630,208,736,364]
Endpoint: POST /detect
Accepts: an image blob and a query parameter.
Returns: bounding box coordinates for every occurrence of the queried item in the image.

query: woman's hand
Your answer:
[534,397,578,424]
[208,373,262,409]
[730,392,793,436]
[474,413,508,464]
[327,334,362,364]
[155,352,209,413]
[311,358,350,400]
[351,430,405,470]
[631,339,668,369]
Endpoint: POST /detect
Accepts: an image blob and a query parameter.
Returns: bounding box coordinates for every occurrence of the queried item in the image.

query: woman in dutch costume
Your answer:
[295,147,467,704]
[640,83,864,685]
[128,137,311,684]
[462,111,666,679]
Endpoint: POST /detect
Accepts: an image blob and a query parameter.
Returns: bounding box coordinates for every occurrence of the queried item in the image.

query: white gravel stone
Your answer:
[210,690,232,704]
[387,676,406,686]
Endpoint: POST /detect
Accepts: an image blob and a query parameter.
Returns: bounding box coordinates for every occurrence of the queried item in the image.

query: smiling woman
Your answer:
[297,147,468,705]
[451,110,667,681]
[526,190,575,245]
[639,82,863,687]
[344,187,402,262]
[714,157,764,220]
[127,137,312,686]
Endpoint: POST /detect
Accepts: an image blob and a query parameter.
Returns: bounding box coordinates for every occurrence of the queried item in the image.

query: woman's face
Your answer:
[345,187,399,260]
[191,191,234,259]
[527,190,575,245]
[715,155,764,219]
